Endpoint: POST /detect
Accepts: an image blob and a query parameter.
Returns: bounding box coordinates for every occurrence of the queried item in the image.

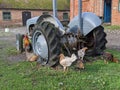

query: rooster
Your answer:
[23,34,32,52]
[59,53,77,71]
[102,52,119,64]
[78,47,88,61]
[23,34,38,62]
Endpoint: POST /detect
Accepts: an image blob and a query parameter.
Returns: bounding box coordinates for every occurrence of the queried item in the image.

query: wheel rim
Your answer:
[32,30,48,63]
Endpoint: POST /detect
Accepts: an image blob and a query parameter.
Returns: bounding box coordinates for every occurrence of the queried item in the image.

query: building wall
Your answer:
[0,9,23,27]
[70,0,120,25]
[111,0,120,25]
[70,0,104,20]
[0,9,69,27]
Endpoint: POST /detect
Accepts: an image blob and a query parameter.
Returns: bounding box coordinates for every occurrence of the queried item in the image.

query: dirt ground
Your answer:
[105,30,120,51]
[0,27,120,62]
[0,27,27,62]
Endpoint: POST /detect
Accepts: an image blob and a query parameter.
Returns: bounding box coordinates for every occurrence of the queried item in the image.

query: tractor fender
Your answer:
[36,15,65,35]
[68,12,102,36]
[26,16,40,35]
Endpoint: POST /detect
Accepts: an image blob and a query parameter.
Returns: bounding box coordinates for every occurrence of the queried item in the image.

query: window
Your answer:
[63,12,69,20]
[119,0,120,11]
[3,12,11,20]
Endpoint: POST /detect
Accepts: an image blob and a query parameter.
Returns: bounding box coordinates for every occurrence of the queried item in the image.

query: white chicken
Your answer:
[78,47,88,61]
[59,53,77,71]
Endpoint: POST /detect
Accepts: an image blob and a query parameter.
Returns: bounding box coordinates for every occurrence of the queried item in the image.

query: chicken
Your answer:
[102,52,119,64]
[77,47,88,69]
[77,60,84,69]
[23,34,38,62]
[26,52,38,62]
[59,53,65,61]
[78,47,88,61]
[23,34,32,52]
[112,58,119,63]
[23,34,30,48]
[59,53,77,71]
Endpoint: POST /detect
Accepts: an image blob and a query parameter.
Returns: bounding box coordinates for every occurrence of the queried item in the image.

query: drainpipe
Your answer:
[78,0,83,35]
[53,0,57,18]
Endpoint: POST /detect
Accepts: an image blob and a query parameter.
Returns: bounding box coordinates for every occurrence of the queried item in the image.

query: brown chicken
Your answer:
[77,60,84,69]
[26,53,38,62]
[59,53,77,71]
[23,34,38,62]
[112,57,119,63]
[102,52,119,64]
[59,53,65,61]
[77,47,88,69]
[23,34,31,51]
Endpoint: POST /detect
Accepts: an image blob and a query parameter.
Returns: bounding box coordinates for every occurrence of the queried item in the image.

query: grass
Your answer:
[104,25,120,30]
[0,30,120,90]
[0,39,120,90]
[0,0,70,10]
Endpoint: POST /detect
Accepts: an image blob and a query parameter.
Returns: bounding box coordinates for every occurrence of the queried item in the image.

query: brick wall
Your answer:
[70,0,120,25]
[111,0,120,25]
[0,8,69,27]
[0,10,23,27]
[70,0,104,20]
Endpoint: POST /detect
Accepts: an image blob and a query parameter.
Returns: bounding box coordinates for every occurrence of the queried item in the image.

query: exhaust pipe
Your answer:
[78,0,83,35]
[53,0,57,18]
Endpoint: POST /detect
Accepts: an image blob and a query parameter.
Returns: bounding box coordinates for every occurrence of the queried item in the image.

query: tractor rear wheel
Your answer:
[32,21,61,67]
[85,26,107,56]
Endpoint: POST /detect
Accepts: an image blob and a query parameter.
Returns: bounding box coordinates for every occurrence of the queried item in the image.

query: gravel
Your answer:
[105,30,120,51]
[0,27,120,63]
[1,26,120,50]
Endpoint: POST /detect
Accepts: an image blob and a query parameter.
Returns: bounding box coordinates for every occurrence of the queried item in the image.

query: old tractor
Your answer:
[17,0,107,66]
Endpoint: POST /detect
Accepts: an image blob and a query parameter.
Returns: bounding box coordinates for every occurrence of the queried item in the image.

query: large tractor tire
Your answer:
[32,21,61,67]
[85,26,107,56]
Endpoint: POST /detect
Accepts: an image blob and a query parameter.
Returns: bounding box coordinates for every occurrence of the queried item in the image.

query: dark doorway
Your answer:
[104,0,112,22]
[22,11,31,26]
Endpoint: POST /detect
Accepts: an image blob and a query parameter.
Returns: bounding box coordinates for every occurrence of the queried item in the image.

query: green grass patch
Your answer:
[1,38,120,90]
[0,49,120,90]
[0,0,70,10]
[106,49,120,58]
[104,25,120,30]
[1,59,120,90]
